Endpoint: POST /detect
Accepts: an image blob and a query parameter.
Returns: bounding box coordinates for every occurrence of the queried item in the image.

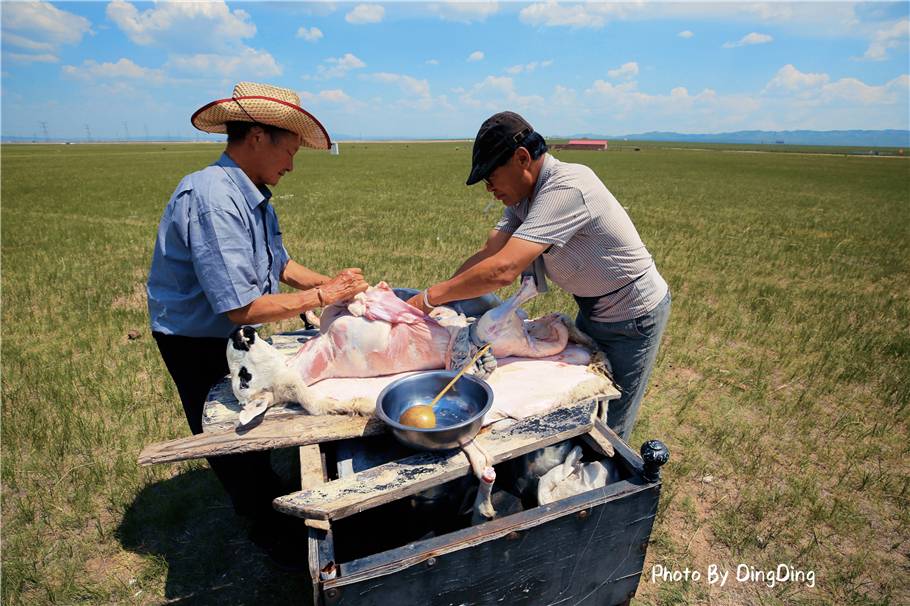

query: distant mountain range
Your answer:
[569,129,909,148]
[3,129,908,147]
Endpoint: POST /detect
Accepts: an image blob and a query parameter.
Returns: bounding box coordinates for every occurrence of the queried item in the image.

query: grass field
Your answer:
[2,141,908,605]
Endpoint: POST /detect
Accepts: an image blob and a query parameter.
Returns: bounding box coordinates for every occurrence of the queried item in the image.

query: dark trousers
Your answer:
[153,332,284,519]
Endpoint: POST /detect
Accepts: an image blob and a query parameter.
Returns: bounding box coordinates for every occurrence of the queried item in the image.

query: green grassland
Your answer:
[2,141,908,605]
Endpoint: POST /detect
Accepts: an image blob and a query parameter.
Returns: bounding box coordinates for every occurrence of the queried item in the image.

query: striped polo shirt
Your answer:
[495,154,667,323]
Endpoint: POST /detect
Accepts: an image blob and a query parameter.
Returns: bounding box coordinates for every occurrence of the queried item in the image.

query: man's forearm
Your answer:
[429,256,520,305]
[226,289,323,325]
[280,260,331,290]
[452,249,493,277]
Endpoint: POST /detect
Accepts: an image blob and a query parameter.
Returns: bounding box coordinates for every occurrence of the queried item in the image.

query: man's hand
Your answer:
[319,268,368,306]
[406,290,434,314]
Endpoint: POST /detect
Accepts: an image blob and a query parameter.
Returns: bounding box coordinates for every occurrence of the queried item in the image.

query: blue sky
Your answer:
[2,1,908,141]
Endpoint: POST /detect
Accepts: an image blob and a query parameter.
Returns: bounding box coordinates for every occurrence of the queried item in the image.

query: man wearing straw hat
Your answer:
[147,82,368,566]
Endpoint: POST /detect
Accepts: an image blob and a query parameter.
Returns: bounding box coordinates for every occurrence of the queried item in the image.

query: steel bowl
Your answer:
[376,371,494,451]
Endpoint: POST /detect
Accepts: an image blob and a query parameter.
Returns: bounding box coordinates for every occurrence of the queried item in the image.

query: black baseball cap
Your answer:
[466,111,534,185]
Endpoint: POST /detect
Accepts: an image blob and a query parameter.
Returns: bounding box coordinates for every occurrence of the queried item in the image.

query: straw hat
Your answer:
[191,81,331,150]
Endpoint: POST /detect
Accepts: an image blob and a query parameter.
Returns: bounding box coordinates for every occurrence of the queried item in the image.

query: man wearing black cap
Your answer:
[407,111,671,441]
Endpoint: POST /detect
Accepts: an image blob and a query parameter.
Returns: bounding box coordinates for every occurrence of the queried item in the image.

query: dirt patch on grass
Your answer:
[665,364,704,383]
[85,549,146,586]
[112,281,147,312]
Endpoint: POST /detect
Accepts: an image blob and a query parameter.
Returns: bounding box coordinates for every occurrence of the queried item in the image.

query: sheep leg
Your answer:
[463,440,497,523]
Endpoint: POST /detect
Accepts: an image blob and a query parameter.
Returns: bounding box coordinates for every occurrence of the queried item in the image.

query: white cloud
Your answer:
[345,4,384,25]
[315,53,366,79]
[366,72,431,98]
[167,48,281,78]
[298,88,369,113]
[319,89,350,103]
[764,64,829,93]
[552,84,577,107]
[106,0,255,52]
[459,75,544,110]
[428,2,499,23]
[62,58,167,83]
[300,89,353,104]
[678,30,694,39]
[521,1,602,28]
[587,79,642,99]
[583,78,759,132]
[723,32,773,48]
[763,64,908,107]
[505,60,553,75]
[297,26,324,42]
[361,72,455,112]
[4,52,59,64]
[468,50,485,62]
[1,0,91,62]
[519,1,633,29]
[101,1,281,85]
[670,86,689,98]
[820,74,909,105]
[1,0,92,46]
[2,32,56,52]
[297,3,339,18]
[607,62,639,80]
[426,59,439,65]
[863,19,909,61]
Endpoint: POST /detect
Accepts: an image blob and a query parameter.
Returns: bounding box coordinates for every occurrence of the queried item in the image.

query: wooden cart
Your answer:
[295,415,668,606]
[140,330,669,605]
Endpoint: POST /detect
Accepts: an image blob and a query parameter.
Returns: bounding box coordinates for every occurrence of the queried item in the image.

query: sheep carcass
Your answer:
[227,277,569,424]
[290,277,566,383]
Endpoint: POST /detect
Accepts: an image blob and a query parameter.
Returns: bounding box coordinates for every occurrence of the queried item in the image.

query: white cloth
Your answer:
[537,445,620,505]
[305,344,600,424]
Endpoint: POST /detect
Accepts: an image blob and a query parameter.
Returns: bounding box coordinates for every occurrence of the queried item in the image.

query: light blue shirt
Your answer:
[147,153,290,337]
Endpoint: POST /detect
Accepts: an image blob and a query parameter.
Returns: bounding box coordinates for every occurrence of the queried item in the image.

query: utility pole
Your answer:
[123,121,130,141]
[39,121,49,142]
[144,123,149,141]
[84,124,93,142]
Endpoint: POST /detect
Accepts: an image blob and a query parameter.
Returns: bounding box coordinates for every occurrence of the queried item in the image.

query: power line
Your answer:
[84,124,93,142]
[39,121,49,142]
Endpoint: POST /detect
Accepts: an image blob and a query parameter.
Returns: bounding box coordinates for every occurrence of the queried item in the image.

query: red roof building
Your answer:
[567,139,608,149]
[555,139,609,151]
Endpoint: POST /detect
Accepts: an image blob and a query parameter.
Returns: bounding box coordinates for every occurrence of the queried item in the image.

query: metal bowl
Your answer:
[376,371,494,451]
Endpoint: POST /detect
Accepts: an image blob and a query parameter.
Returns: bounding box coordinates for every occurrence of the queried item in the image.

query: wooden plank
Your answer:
[275,399,598,521]
[581,420,616,458]
[594,418,645,475]
[138,415,386,466]
[309,525,335,606]
[335,480,652,582]
[324,481,659,606]
[305,518,332,531]
[299,444,326,490]
[308,529,323,606]
[201,376,314,432]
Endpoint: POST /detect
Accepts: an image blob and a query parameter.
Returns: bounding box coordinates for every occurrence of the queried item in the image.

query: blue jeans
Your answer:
[575,291,671,442]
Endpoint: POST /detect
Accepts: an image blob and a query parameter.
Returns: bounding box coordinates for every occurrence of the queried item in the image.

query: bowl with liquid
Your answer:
[376,371,494,451]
